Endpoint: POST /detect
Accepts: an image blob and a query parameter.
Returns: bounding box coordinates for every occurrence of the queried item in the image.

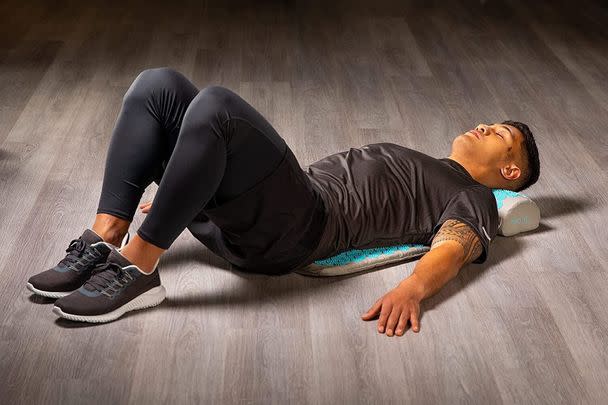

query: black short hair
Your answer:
[501,120,540,192]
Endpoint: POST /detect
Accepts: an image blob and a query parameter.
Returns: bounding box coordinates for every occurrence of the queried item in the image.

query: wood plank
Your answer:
[1,1,607,403]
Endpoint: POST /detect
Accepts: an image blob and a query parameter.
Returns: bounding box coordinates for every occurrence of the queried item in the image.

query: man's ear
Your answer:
[500,162,521,182]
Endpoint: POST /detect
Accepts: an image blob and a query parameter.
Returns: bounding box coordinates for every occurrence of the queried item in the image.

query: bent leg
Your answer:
[135,85,287,250]
[96,67,199,222]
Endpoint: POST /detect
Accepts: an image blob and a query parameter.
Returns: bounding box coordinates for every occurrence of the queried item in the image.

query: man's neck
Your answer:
[445,155,486,185]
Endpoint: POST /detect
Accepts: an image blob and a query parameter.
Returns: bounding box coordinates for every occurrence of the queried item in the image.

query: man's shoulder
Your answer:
[463,184,497,202]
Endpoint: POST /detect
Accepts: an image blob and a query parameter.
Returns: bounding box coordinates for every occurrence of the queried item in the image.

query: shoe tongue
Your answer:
[82,249,134,292]
[81,229,103,245]
[107,248,133,267]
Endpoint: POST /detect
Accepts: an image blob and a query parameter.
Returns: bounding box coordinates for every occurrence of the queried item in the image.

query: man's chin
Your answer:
[452,134,472,149]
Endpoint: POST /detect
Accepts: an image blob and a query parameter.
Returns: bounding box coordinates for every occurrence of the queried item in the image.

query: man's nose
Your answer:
[476,125,489,135]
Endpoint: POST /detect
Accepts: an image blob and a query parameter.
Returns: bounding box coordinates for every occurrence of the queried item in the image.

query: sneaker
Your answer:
[26,229,130,298]
[52,248,165,323]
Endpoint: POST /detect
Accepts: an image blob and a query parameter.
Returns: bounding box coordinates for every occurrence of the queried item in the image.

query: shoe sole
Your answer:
[52,285,166,323]
[27,282,75,298]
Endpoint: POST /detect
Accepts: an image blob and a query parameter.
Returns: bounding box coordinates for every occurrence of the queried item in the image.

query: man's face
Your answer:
[451,123,524,183]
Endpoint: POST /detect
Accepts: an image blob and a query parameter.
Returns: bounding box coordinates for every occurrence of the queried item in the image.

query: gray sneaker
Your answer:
[52,248,165,323]
[26,229,130,298]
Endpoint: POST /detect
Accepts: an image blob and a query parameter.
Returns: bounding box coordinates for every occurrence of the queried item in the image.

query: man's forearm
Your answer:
[401,244,464,300]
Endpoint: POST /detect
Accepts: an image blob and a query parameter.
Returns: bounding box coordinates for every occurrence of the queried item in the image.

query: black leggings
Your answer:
[96,67,288,250]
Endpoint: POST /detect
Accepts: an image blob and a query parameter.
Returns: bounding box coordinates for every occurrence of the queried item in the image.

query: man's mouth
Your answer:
[467,130,481,139]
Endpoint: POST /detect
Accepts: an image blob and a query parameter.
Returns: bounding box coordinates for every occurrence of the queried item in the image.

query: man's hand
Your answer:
[360,219,484,337]
[139,201,152,214]
[361,276,425,336]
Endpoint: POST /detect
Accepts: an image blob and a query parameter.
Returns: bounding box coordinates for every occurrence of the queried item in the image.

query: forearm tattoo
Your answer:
[431,219,483,264]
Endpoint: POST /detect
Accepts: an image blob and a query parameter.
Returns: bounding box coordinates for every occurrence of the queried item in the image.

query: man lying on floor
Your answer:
[26,68,541,333]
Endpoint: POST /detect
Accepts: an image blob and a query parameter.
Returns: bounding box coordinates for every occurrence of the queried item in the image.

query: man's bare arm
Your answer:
[430,219,484,264]
[361,219,485,335]
[404,219,483,300]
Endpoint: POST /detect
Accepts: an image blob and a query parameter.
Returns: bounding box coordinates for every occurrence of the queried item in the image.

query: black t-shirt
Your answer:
[304,142,499,264]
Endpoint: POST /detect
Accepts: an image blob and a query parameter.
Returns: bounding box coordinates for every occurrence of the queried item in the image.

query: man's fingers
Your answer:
[411,307,420,333]
[140,201,152,213]
[385,308,401,336]
[396,311,409,336]
[361,298,383,320]
[377,304,392,333]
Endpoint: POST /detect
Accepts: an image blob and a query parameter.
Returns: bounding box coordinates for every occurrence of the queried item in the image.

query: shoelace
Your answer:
[84,261,134,295]
[58,239,100,271]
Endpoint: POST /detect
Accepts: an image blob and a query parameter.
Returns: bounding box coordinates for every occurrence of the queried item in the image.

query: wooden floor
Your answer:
[1,0,607,403]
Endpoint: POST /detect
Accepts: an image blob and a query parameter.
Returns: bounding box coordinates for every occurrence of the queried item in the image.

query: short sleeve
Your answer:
[431,186,499,264]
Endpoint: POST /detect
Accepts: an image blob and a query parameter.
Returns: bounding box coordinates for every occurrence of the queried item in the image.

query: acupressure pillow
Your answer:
[294,189,540,277]
[493,189,540,237]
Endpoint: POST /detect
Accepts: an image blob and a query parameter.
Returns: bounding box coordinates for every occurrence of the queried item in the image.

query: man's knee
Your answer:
[196,85,236,107]
[123,67,187,103]
[183,85,237,126]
